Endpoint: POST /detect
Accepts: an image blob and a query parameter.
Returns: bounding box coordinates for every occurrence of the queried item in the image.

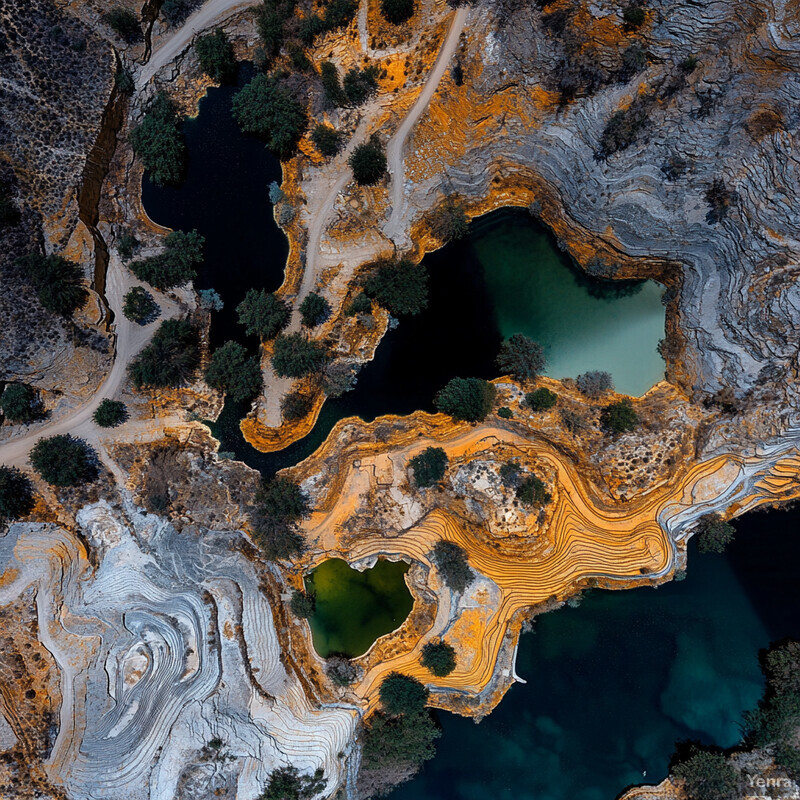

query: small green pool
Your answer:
[305,558,414,658]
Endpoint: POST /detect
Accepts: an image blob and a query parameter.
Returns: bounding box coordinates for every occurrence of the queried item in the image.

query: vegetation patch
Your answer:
[122,286,159,325]
[349,135,387,185]
[128,318,201,389]
[195,28,237,83]
[250,476,309,560]
[0,466,35,526]
[409,447,448,488]
[237,289,291,340]
[92,399,128,428]
[0,383,39,424]
[272,333,330,378]
[600,398,638,433]
[16,252,87,318]
[421,640,456,676]
[430,540,474,593]
[129,229,205,290]
[204,341,263,402]
[363,258,429,317]
[30,435,97,487]
[695,513,735,554]
[130,92,187,187]
[299,292,331,327]
[434,377,496,422]
[495,333,545,381]
[526,387,558,411]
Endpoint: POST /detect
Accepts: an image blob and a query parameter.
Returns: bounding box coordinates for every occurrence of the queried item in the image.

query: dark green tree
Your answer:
[0,466,35,526]
[696,513,735,554]
[30,435,97,487]
[16,252,87,317]
[122,286,159,324]
[345,292,372,316]
[204,341,263,402]
[526,387,558,411]
[93,399,128,428]
[271,333,329,378]
[427,197,469,243]
[499,460,521,488]
[161,0,200,25]
[259,765,325,800]
[237,289,291,340]
[128,318,201,388]
[129,92,186,187]
[254,1,287,57]
[363,258,428,316]
[117,231,140,261]
[600,398,638,433]
[250,476,309,560]
[381,0,415,23]
[290,589,316,619]
[281,391,314,421]
[232,74,307,159]
[495,334,546,381]
[129,229,205,290]
[671,748,739,800]
[379,672,429,716]
[321,0,358,30]
[762,640,800,697]
[622,5,646,28]
[319,61,347,107]
[343,66,379,106]
[361,711,441,767]
[421,640,456,677]
[431,540,473,593]
[195,28,237,83]
[299,292,331,327]
[434,377,496,422]
[104,7,142,42]
[0,383,38,423]
[311,123,344,157]
[409,447,448,488]
[516,475,551,507]
[349,135,387,185]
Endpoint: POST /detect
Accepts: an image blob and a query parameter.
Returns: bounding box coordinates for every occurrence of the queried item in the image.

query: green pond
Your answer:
[305,558,414,658]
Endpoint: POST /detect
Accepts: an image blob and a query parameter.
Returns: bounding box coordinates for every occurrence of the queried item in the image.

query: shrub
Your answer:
[343,66,380,106]
[431,539,473,593]
[600,398,638,433]
[16,252,87,317]
[281,390,314,421]
[619,43,647,81]
[299,292,331,327]
[499,460,521,488]
[250,476,309,560]
[130,92,186,187]
[290,589,315,619]
[268,180,286,205]
[622,5,646,28]
[598,98,651,158]
[762,640,800,697]
[671,749,738,800]
[30,435,97,487]
[497,406,513,419]
[123,286,159,324]
[322,0,358,29]
[409,447,448,488]
[204,341,263,402]
[114,66,135,94]
[363,258,428,316]
[661,155,689,181]
[254,1,287,57]
[526,387,558,411]
[104,8,141,42]
[495,333,546,381]
[345,291,372,316]
[349,135,387,185]
[679,55,699,73]
[321,361,358,398]
[705,178,738,224]
[198,288,224,311]
[195,28,237,83]
[0,184,21,228]
[434,377,496,422]
[93,399,127,428]
[128,318,200,388]
[0,383,38,423]
[237,289,291,340]
[311,123,344,157]
[272,333,330,378]
[259,766,325,800]
[362,711,440,768]
[379,673,429,715]
[129,229,205,290]
[427,197,469,243]
[326,655,358,686]
[421,641,456,676]
[576,370,613,398]
[516,475,551,507]
[232,74,307,159]
[320,61,347,107]
[117,231,139,261]
[696,513,735,554]
[161,0,200,25]
[0,466,35,525]
[381,0,415,23]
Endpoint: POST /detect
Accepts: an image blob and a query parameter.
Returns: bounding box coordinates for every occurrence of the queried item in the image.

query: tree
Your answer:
[576,370,613,398]
[129,92,186,187]
[254,1,287,57]
[622,4,646,28]
[326,655,358,686]
[259,765,326,800]
[232,74,307,159]
[343,66,379,106]
[598,98,651,158]
[600,398,638,433]
[696,513,735,554]
[299,292,331,327]
[272,333,329,378]
[526,387,558,411]
[516,475,551,507]
[117,231,139,261]
[236,289,290,340]
[161,0,200,25]
[361,711,440,768]
[431,540,473,593]
[128,318,201,388]
[349,135,387,185]
[0,466,35,526]
[434,377,496,422]
[16,252,87,317]
[281,391,314,421]
[363,258,428,316]
[0,383,37,423]
[427,197,469,243]
[381,0,415,23]
[499,460,521,488]
[250,476,309,560]
[129,229,205,290]
[762,640,800,697]
[671,748,739,800]
[204,341,263,402]
[311,123,344,157]
[93,399,127,428]
[409,447,448,488]
[104,8,141,42]
[290,589,316,619]
[195,28,237,83]
[379,673,429,716]
[495,334,546,381]
[421,641,456,677]
[198,288,224,311]
[122,286,159,324]
[319,61,347,107]
[345,292,372,316]
[30,435,97,487]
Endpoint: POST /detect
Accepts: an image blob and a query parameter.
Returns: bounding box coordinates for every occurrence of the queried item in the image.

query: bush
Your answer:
[345,291,372,316]
[104,8,141,42]
[762,640,800,697]
[600,398,638,433]
[343,66,380,106]
[123,286,159,324]
[128,318,200,388]
[421,641,456,676]
[363,258,428,316]
[497,406,513,419]
[431,539,473,593]
[93,399,127,428]
[516,475,551,507]
[311,123,344,157]
[598,97,651,158]
[705,178,739,224]
[434,377,496,422]
[272,333,330,378]
[195,28,237,83]
[16,252,87,317]
[30,435,97,487]
[499,460,521,488]
[130,92,186,187]
[281,391,314,421]
[379,673,429,715]
[237,289,291,340]
[622,5,646,28]
[427,198,469,243]
[0,184,20,229]
[409,447,448,488]
[254,1,287,57]
[250,476,309,560]
[618,43,648,81]
[259,766,325,800]
[198,288,224,311]
[232,74,307,159]
[526,387,558,411]
[349,135,387,185]
[204,341,263,402]
[321,361,358,398]
[114,66,135,94]
[0,466,35,525]
[671,749,738,800]
[117,232,139,261]
[130,229,205,290]
[576,370,613,398]
[326,655,358,686]
[290,589,315,618]
[495,334,546,381]
[320,61,347,107]
[0,383,38,423]
[361,711,440,768]
[299,292,331,327]
[381,0,415,23]
[161,0,200,25]
[696,513,735,554]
